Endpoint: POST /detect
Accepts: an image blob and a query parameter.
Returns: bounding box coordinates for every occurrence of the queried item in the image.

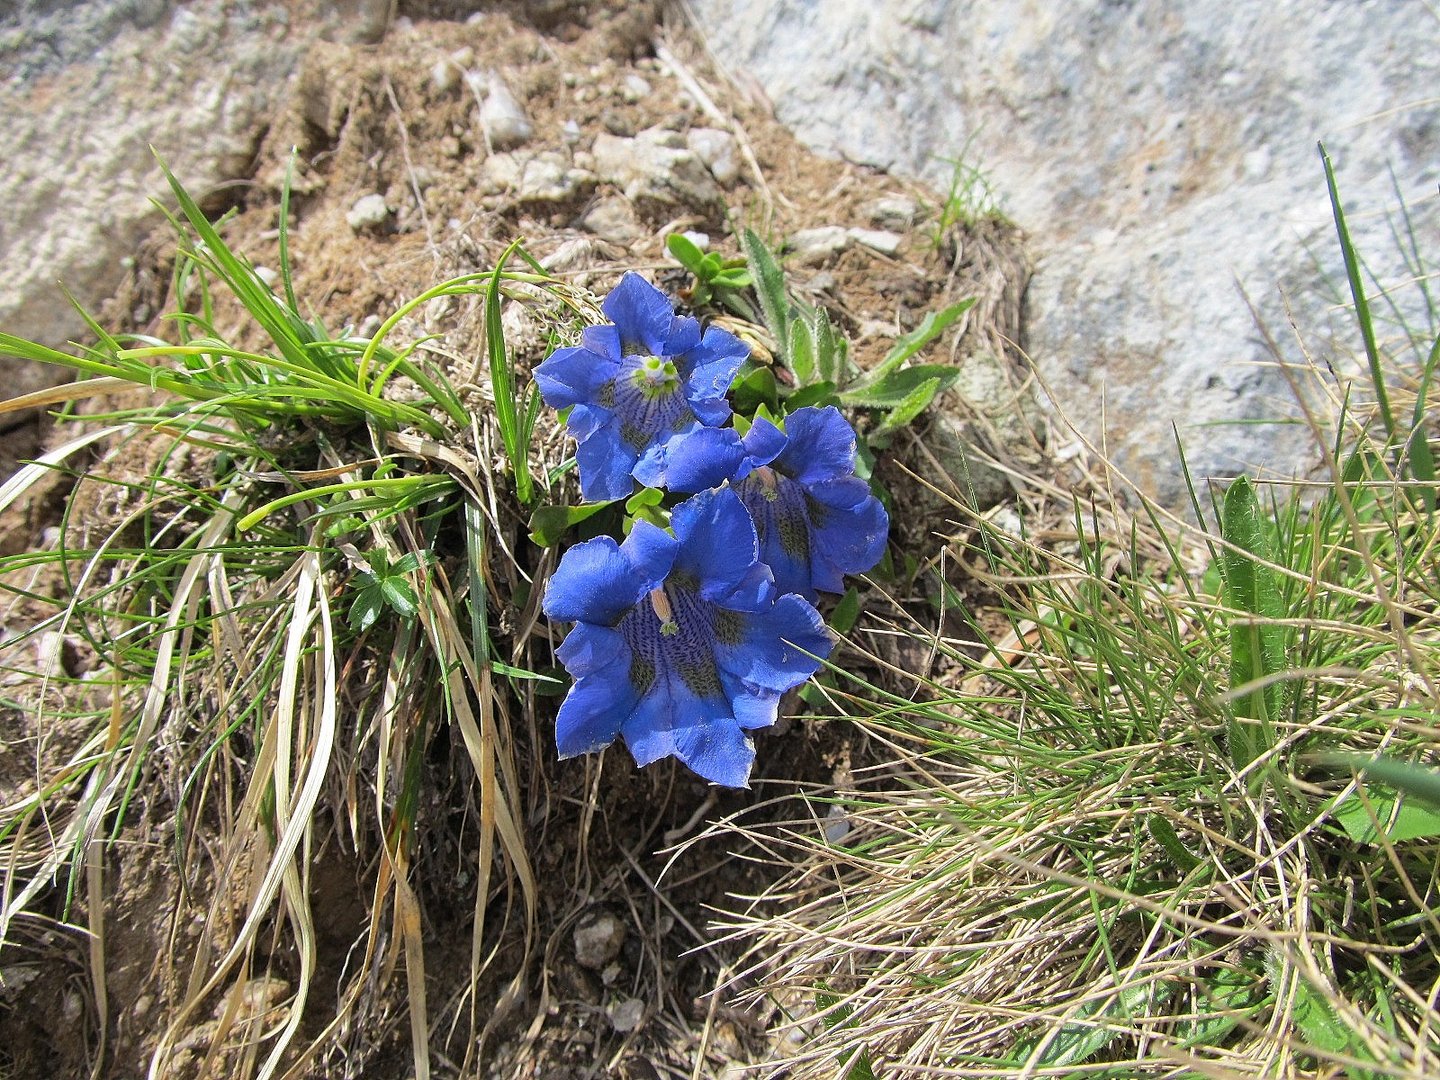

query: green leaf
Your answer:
[840,364,959,409]
[789,318,817,385]
[814,307,843,386]
[528,500,614,547]
[866,298,975,382]
[873,375,942,436]
[665,232,706,274]
[348,587,385,633]
[1009,982,1172,1069]
[625,487,664,514]
[1219,476,1287,769]
[379,576,419,619]
[829,587,861,635]
[1333,784,1440,844]
[743,228,792,351]
[784,381,839,411]
[1146,814,1202,872]
[732,365,779,416]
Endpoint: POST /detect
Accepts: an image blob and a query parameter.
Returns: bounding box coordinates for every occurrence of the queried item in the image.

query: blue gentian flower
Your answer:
[542,486,832,787]
[534,273,751,501]
[732,406,889,601]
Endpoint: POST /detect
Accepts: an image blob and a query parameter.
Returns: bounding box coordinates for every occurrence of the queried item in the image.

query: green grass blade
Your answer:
[1320,143,1394,440]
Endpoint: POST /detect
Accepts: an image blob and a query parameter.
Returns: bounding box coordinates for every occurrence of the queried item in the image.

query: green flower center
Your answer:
[630,355,679,400]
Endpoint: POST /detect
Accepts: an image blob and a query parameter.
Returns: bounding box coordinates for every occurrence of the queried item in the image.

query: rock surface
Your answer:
[689,0,1440,504]
[0,0,302,373]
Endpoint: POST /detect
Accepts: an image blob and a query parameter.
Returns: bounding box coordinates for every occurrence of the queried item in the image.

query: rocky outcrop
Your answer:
[688,0,1440,505]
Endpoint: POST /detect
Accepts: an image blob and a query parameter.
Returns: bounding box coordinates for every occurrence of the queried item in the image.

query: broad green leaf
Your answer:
[865,298,975,382]
[732,365,779,415]
[814,306,842,385]
[527,500,614,547]
[1332,784,1440,844]
[784,380,839,411]
[789,318,817,385]
[1219,476,1287,769]
[874,375,942,436]
[665,231,706,273]
[743,228,792,351]
[625,487,664,514]
[840,364,959,409]
[379,576,419,619]
[829,588,861,635]
[1146,814,1202,872]
[1009,982,1171,1069]
[348,587,385,633]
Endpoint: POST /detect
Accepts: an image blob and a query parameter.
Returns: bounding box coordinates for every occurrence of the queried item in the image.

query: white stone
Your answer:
[690,0,1440,506]
[430,57,461,94]
[592,127,723,211]
[345,194,391,231]
[864,194,919,230]
[788,225,850,266]
[686,126,740,186]
[847,227,902,256]
[621,73,652,103]
[581,196,644,245]
[479,71,532,150]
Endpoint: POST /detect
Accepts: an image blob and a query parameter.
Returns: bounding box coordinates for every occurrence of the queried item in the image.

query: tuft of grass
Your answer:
[0,160,589,1077]
[709,158,1440,1076]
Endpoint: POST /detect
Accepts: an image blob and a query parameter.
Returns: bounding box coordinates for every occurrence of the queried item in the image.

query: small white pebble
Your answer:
[607,997,646,1033]
[346,194,390,232]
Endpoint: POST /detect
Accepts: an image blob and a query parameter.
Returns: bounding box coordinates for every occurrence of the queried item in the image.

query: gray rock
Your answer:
[346,194,391,232]
[481,151,594,203]
[0,0,299,395]
[592,128,723,215]
[620,73,652,103]
[686,126,741,186]
[573,911,625,970]
[848,227,903,257]
[691,1,1440,506]
[788,226,850,266]
[607,997,646,1033]
[479,71,533,151]
[864,194,919,231]
[581,196,644,245]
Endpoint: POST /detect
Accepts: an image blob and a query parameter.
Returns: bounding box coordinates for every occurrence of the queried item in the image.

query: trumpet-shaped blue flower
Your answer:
[733,406,889,600]
[543,487,832,787]
[535,273,751,501]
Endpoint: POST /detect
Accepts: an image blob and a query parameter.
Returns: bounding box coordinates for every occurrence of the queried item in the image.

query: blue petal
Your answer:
[682,324,749,403]
[775,406,858,485]
[574,423,639,502]
[580,323,621,359]
[620,679,681,767]
[564,402,608,442]
[555,623,627,678]
[735,473,815,601]
[544,535,648,625]
[534,344,618,410]
[720,670,782,731]
[713,593,831,693]
[670,488,774,610]
[555,667,637,757]
[807,477,890,592]
[674,719,754,788]
[603,273,682,356]
[652,427,747,493]
[619,518,680,587]
[739,416,787,474]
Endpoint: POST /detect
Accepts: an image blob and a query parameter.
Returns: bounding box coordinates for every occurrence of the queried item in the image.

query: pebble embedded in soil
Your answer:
[685,127,740,186]
[479,71,533,150]
[788,225,851,266]
[581,196,643,245]
[847,227,903,257]
[345,194,390,232]
[607,996,646,1033]
[573,910,625,970]
[864,193,920,230]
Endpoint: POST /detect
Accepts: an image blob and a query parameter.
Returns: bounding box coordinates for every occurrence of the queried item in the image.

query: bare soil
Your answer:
[0,3,1033,1077]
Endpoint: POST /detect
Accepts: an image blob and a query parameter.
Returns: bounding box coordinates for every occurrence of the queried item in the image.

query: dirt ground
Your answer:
[0,3,1034,1076]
